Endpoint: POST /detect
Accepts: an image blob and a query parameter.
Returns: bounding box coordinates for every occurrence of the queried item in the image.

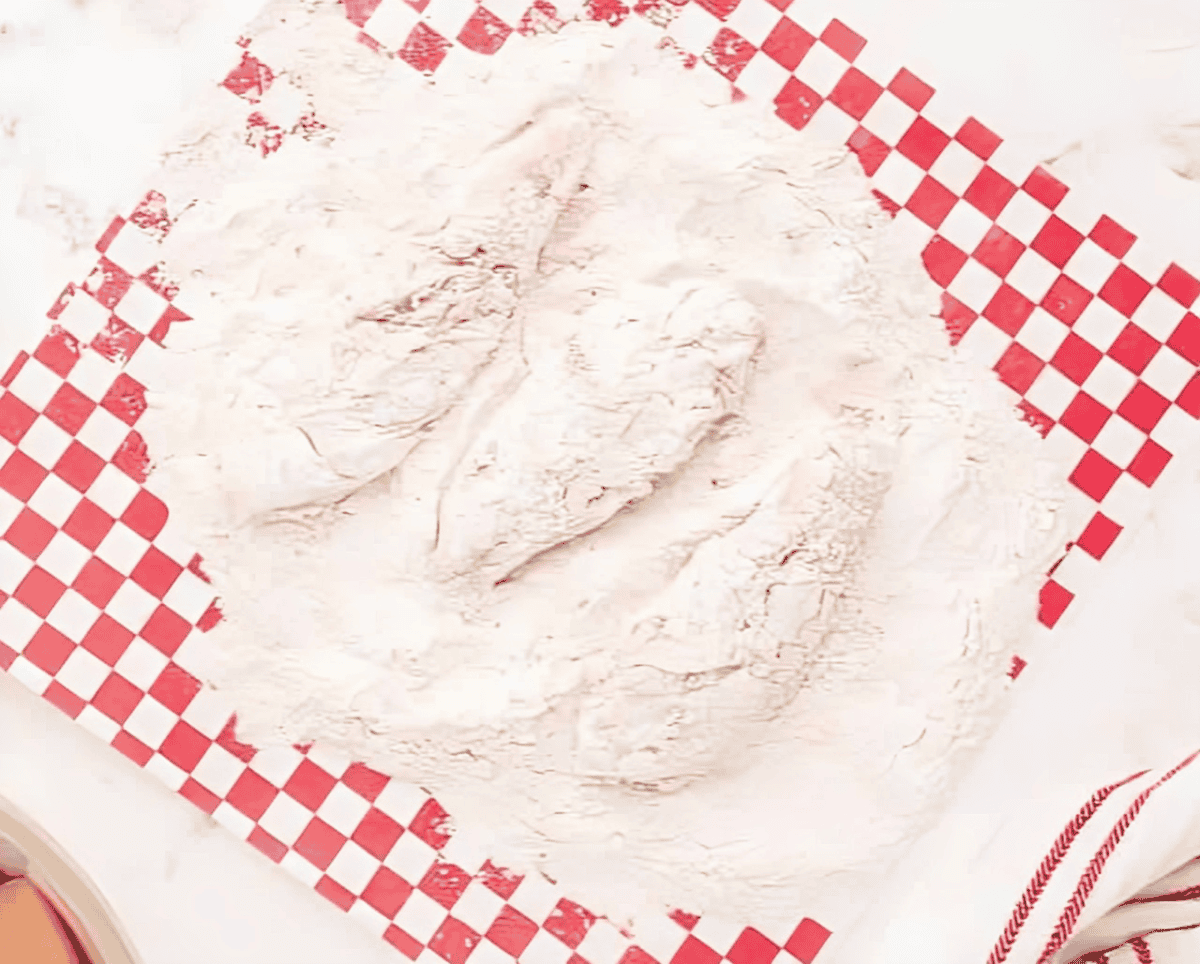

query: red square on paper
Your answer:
[54,441,105,493]
[705,28,756,82]
[1069,449,1122,501]
[410,798,454,849]
[963,167,1018,220]
[420,861,472,910]
[1099,264,1152,318]
[429,917,482,964]
[1107,323,1159,375]
[786,919,832,964]
[226,768,279,822]
[148,663,201,714]
[672,936,721,964]
[294,818,346,871]
[1178,372,1200,417]
[0,451,48,502]
[1077,512,1122,559]
[1089,215,1136,259]
[922,235,968,288]
[246,825,286,861]
[23,624,74,674]
[140,604,191,657]
[399,22,451,74]
[1117,381,1170,433]
[159,720,210,772]
[487,906,538,956]
[1167,312,1200,364]
[92,672,142,725]
[1042,274,1093,326]
[120,490,168,541]
[847,126,889,177]
[1031,216,1085,269]
[896,117,950,170]
[544,899,598,949]
[1039,580,1074,628]
[6,508,56,560]
[352,807,403,860]
[100,373,147,426]
[456,5,511,54]
[363,866,413,919]
[1159,263,1200,308]
[1127,439,1172,487]
[1059,391,1111,443]
[72,557,123,608]
[478,860,522,900]
[62,499,115,551]
[762,18,816,71]
[728,928,779,964]
[81,613,134,665]
[774,77,822,131]
[1023,167,1069,209]
[130,545,183,599]
[0,393,38,445]
[1050,332,1102,385]
[905,176,957,229]
[828,67,882,121]
[974,225,1025,278]
[343,762,389,803]
[955,117,1002,160]
[33,328,80,379]
[284,758,338,811]
[887,68,934,111]
[941,292,978,346]
[820,19,866,61]
[14,567,66,620]
[994,342,1044,395]
[982,284,1035,336]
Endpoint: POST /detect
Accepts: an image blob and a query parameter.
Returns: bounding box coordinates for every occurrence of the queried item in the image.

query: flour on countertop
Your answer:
[135,2,1085,933]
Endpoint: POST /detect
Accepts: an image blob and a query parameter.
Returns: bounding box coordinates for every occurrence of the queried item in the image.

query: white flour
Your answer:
[136,3,1082,932]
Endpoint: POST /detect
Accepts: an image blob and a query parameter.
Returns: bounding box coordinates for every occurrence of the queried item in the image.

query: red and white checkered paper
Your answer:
[3,0,1200,961]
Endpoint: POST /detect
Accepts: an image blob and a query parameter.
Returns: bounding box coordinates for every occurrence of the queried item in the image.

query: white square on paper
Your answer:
[734,51,790,103]
[348,899,391,939]
[1150,404,1197,454]
[0,598,41,651]
[477,0,530,25]
[691,914,744,956]
[1073,299,1127,354]
[1123,240,1170,288]
[123,694,177,749]
[180,685,235,740]
[68,352,119,402]
[212,801,255,840]
[383,831,438,885]
[280,849,323,888]
[870,150,923,208]
[469,938,519,964]
[77,704,121,743]
[1015,308,1070,360]
[112,281,169,334]
[0,546,35,596]
[438,826,491,875]
[1050,547,1102,597]
[105,224,161,278]
[928,140,986,195]
[260,792,317,847]
[305,744,351,779]
[625,912,690,964]
[1092,414,1147,468]
[805,100,858,145]
[995,188,1052,244]
[575,919,631,964]
[248,745,305,786]
[393,889,447,943]
[27,474,80,527]
[87,463,140,518]
[326,840,380,894]
[375,780,431,826]
[421,0,478,43]
[0,489,23,536]
[1024,366,1078,421]
[56,292,111,344]
[861,91,918,146]
[666,1,722,54]
[984,139,1034,186]
[937,202,993,257]
[162,571,216,624]
[114,636,168,690]
[1007,248,1060,304]
[9,656,51,695]
[1082,355,1139,411]
[724,0,784,47]
[522,930,573,964]
[450,880,505,934]
[46,588,100,642]
[318,782,373,836]
[192,744,248,798]
[1142,347,1194,401]
[94,524,151,577]
[506,872,560,925]
[1064,240,1120,292]
[947,257,1005,313]
[1100,471,1154,526]
[957,317,1011,370]
[21,417,72,469]
[9,359,62,412]
[145,754,188,792]
[1132,287,1187,342]
[76,408,130,462]
[793,41,848,98]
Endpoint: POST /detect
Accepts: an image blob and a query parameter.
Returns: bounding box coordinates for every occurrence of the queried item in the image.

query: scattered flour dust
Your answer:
[136,2,1081,933]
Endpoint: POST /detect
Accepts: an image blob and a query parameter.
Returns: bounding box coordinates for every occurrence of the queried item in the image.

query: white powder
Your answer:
[137,2,1083,933]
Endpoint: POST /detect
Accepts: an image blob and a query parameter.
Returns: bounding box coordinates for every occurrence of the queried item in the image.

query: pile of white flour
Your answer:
[137,3,1082,931]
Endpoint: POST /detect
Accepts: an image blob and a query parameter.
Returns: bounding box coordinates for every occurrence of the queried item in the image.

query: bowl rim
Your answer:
[0,789,142,964]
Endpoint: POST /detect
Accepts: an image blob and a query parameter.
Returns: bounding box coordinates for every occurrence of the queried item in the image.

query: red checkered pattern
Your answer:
[4,0,1200,961]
